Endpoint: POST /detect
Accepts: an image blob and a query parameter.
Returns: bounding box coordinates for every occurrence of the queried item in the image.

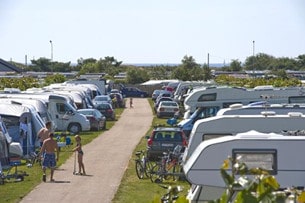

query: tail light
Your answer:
[107,109,113,113]
[159,108,164,112]
[174,108,179,112]
[147,138,153,146]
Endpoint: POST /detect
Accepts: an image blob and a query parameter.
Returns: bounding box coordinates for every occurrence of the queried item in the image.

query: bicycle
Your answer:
[150,147,184,183]
[134,150,154,179]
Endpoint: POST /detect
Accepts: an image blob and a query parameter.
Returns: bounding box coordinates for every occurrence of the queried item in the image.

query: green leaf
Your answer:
[221,168,234,186]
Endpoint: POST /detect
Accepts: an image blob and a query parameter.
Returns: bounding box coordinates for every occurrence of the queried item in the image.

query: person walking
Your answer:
[129,97,133,108]
[73,135,86,175]
[37,121,52,147]
[40,133,59,182]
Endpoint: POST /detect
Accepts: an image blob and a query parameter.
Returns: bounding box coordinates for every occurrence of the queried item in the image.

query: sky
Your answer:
[0,0,304,65]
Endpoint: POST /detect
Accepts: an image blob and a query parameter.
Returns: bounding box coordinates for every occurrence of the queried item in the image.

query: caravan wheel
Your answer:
[68,123,81,134]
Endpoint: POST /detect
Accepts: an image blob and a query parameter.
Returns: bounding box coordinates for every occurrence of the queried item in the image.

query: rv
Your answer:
[179,85,305,136]
[0,93,90,134]
[184,130,305,202]
[183,112,305,162]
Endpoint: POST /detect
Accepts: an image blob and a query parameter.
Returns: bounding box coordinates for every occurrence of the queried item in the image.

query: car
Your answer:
[146,126,188,161]
[151,89,162,102]
[154,97,174,112]
[95,103,116,120]
[77,109,106,130]
[109,93,125,108]
[120,87,148,98]
[156,101,180,118]
[93,95,112,106]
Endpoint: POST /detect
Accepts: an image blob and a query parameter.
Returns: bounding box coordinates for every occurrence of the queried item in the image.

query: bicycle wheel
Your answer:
[135,161,145,179]
[150,164,163,183]
[144,159,154,178]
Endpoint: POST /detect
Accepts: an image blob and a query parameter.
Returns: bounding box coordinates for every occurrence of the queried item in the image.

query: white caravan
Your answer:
[183,112,305,162]
[179,85,305,137]
[216,103,305,116]
[184,130,305,202]
[0,93,90,134]
[0,103,45,157]
[184,85,305,115]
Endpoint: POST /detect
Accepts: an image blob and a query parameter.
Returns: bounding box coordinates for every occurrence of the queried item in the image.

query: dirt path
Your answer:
[20,98,153,203]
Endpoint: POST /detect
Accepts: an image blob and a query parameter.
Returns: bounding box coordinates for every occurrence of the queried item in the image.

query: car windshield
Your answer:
[161,102,178,107]
[153,131,182,141]
[95,96,108,101]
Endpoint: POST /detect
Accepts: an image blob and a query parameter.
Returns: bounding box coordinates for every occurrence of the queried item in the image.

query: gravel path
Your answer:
[20,98,153,203]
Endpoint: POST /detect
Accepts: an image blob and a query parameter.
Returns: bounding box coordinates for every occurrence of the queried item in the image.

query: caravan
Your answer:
[179,85,305,136]
[183,112,305,162]
[184,130,305,202]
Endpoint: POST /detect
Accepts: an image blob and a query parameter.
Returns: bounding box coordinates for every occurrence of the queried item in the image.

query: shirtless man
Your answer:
[40,133,59,182]
[37,121,52,146]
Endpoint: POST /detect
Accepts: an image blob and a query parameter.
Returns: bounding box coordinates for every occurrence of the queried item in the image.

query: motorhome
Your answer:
[0,93,90,134]
[65,77,107,95]
[183,112,305,162]
[184,130,305,202]
[179,85,305,136]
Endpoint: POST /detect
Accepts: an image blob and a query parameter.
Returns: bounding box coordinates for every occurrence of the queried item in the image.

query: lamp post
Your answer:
[49,40,53,61]
[252,40,255,75]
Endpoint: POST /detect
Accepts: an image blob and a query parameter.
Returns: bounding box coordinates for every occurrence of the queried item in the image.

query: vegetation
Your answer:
[10,53,305,85]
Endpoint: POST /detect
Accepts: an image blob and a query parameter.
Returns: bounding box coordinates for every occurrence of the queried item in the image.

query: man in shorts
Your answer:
[37,121,52,146]
[40,133,59,182]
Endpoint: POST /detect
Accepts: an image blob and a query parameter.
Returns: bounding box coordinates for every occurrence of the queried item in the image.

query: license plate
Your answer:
[162,143,174,147]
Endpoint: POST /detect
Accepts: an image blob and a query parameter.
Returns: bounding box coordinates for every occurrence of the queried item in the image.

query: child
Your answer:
[129,97,133,108]
[73,135,86,175]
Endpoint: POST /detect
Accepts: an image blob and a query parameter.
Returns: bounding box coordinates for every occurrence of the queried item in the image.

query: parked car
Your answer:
[152,89,162,102]
[154,97,174,112]
[93,95,112,106]
[77,109,106,130]
[109,93,125,108]
[156,101,180,118]
[95,103,116,120]
[120,86,148,98]
[146,126,187,161]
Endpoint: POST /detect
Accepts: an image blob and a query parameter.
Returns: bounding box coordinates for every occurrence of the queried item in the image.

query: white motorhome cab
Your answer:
[0,93,90,134]
[48,95,90,133]
[183,112,305,162]
[184,130,305,202]
[179,85,305,137]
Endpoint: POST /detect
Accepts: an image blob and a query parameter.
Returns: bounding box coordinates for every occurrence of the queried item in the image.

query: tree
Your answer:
[229,59,242,71]
[172,55,202,81]
[202,64,213,81]
[126,68,149,84]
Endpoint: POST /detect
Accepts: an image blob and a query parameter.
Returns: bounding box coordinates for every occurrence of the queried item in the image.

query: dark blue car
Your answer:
[121,87,148,98]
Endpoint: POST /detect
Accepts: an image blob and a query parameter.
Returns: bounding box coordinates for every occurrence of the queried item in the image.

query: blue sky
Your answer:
[0,0,304,65]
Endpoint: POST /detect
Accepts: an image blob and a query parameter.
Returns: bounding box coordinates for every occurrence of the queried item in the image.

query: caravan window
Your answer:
[233,149,277,175]
[56,103,70,114]
[198,93,216,102]
[289,96,305,103]
[202,134,233,141]
[222,102,241,108]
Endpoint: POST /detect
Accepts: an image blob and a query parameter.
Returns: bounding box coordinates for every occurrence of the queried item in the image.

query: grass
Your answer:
[0,107,124,203]
[112,99,191,203]
[0,101,190,203]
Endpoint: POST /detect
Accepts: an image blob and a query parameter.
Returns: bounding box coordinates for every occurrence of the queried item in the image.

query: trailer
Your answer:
[183,130,305,202]
[183,112,305,162]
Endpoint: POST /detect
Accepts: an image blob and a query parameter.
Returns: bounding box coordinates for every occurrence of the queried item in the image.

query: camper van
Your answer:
[179,85,305,136]
[183,112,305,162]
[184,130,305,202]
[0,93,90,134]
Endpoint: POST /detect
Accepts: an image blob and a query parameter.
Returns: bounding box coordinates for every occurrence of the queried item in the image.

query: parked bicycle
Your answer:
[150,145,184,183]
[134,150,154,179]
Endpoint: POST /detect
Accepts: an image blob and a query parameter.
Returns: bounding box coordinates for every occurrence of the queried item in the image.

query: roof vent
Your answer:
[288,112,303,117]
[229,103,243,109]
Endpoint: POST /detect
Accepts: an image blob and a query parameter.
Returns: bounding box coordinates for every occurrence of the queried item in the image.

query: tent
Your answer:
[0,104,44,157]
